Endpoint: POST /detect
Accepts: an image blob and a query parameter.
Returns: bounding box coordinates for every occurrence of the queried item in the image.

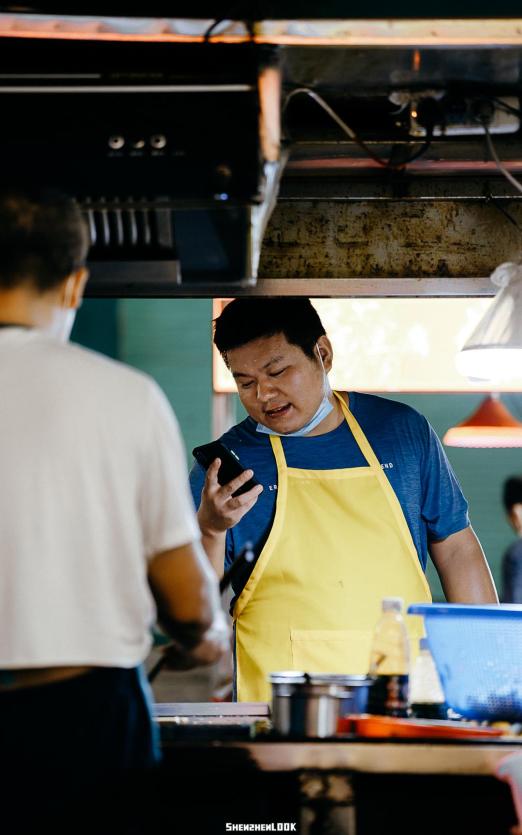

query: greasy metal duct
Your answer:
[254,41,522,295]
[258,186,522,286]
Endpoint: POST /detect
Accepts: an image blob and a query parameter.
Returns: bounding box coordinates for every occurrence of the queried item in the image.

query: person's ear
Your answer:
[61,267,89,309]
[316,335,334,373]
[510,503,522,535]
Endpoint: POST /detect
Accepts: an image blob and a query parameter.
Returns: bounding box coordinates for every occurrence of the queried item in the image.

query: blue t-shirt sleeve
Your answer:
[420,419,469,542]
[189,460,206,512]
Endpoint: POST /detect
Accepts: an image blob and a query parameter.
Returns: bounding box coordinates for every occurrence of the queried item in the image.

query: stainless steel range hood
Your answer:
[0,35,282,294]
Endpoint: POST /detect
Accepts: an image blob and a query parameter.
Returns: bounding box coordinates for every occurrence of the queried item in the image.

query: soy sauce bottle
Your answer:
[410,637,448,720]
[367,597,410,717]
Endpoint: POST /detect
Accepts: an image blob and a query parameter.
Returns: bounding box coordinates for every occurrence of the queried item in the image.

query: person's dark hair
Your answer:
[213,298,326,364]
[503,476,522,512]
[0,190,89,291]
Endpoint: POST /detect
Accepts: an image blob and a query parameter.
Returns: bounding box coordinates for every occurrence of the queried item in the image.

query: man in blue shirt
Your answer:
[190,298,498,701]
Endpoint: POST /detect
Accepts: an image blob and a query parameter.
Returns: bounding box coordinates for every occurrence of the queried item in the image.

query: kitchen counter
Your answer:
[152,703,521,835]
[219,738,522,775]
[153,702,522,772]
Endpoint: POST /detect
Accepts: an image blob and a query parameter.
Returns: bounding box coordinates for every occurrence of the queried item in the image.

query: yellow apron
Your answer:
[233,391,431,703]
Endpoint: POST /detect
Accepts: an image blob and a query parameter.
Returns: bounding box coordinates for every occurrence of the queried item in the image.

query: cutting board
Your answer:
[343,715,507,739]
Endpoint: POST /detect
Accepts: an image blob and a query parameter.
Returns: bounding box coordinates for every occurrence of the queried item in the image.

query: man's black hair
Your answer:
[503,476,522,512]
[213,298,326,364]
[0,190,89,292]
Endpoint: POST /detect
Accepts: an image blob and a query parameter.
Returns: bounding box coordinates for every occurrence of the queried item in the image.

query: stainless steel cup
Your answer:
[269,672,375,738]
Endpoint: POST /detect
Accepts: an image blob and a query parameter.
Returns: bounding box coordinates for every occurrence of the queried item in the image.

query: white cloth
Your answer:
[0,327,200,668]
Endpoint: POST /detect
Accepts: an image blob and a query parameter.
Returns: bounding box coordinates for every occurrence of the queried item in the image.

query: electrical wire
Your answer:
[203,4,256,41]
[491,96,521,118]
[204,18,254,41]
[284,87,389,168]
[486,193,522,234]
[398,126,433,165]
[283,87,431,171]
[483,122,522,196]
[204,19,228,40]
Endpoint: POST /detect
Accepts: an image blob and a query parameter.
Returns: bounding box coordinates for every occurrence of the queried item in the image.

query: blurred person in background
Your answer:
[0,190,228,833]
[501,476,522,603]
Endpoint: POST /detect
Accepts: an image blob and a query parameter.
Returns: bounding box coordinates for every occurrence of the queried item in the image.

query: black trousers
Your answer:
[0,666,160,834]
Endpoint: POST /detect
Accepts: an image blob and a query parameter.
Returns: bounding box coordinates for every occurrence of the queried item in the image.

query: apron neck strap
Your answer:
[333,391,382,471]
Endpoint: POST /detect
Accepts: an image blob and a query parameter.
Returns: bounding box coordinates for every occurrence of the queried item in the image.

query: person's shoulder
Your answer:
[62,340,157,392]
[220,416,270,449]
[349,391,427,426]
[504,538,522,561]
[38,339,170,421]
[348,392,431,454]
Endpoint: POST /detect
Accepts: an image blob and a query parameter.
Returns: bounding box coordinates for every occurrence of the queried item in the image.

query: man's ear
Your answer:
[61,267,89,309]
[510,503,522,535]
[316,335,334,373]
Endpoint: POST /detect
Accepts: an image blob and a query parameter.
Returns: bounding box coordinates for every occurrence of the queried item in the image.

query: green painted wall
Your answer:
[117,299,213,467]
[71,298,118,359]
[73,298,520,602]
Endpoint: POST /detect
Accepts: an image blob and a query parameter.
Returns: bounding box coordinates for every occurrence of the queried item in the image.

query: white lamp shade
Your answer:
[457,347,522,382]
[457,266,522,382]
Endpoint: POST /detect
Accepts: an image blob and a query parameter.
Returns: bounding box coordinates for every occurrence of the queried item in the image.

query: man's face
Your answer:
[227,332,331,434]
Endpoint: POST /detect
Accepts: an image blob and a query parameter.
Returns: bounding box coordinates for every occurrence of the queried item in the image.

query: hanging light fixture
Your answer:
[443,393,522,448]
[456,262,522,382]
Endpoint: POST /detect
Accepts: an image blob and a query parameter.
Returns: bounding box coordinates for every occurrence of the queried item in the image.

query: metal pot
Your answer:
[336,674,376,716]
[269,671,375,738]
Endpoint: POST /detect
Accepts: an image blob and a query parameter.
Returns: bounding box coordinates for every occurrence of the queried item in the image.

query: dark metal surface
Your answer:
[280,174,522,200]
[153,702,269,716]
[282,45,522,93]
[3,3,522,18]
[153,701,270,741]
[84,277,494,298]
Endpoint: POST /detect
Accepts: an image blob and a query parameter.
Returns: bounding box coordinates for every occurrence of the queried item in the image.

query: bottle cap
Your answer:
[382,596,404,613]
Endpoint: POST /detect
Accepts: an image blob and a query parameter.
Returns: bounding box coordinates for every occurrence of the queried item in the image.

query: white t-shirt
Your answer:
[0,327,200,668]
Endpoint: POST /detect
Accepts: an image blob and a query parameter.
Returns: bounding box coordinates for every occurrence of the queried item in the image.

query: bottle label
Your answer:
[368,674,410,718]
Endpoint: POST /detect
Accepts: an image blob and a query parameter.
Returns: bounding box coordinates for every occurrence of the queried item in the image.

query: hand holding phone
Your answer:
[192,441,260,498]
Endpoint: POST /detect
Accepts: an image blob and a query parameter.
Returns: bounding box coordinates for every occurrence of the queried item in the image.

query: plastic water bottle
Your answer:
[410,637,448,720]
[367,597,411,717]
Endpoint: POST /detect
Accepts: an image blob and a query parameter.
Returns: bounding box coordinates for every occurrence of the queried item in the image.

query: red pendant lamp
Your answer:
[443,394,522,448]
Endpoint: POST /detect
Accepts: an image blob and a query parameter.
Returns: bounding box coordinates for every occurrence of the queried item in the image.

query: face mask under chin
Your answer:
[45,307,76,343]
[44,276,78,343]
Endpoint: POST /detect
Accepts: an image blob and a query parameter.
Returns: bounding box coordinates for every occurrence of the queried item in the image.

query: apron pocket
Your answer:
[290,629,373,675]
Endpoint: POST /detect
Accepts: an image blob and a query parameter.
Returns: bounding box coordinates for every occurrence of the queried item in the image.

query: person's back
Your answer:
[0,190,227,833]
[0,329,193,668]
[501,476,522,603]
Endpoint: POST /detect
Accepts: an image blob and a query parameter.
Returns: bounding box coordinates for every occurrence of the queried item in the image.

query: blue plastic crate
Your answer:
[408,603,522,722]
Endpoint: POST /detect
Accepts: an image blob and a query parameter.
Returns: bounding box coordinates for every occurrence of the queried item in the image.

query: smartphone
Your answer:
[192,441,260,497]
